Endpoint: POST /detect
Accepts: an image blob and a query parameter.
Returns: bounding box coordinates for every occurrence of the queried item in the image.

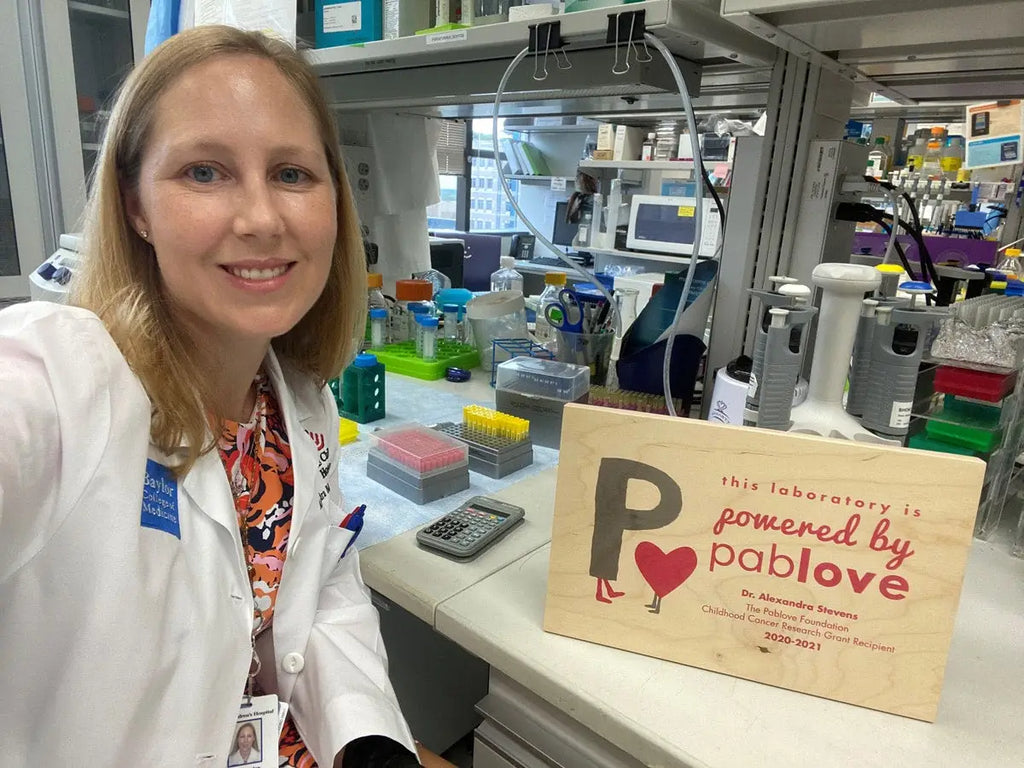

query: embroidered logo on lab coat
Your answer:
[306,430,332,507]
[140,459,180,538]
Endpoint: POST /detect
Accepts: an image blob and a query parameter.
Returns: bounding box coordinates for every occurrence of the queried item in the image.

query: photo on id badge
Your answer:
[227,720,263,766]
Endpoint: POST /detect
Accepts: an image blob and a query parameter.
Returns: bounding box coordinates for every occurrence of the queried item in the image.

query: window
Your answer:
[435,119,467,175]
[469,118,519,232]
[428,117,524,233]
[426,119,467,232]
[426,174,459,230]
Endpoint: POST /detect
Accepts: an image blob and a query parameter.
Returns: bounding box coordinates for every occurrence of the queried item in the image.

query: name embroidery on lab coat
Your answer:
[306,430,332,509]
[140,459,180,539]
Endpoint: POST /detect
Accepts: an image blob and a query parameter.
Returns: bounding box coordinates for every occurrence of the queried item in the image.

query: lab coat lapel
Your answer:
[179,447,238,535]
[263,350,318,539]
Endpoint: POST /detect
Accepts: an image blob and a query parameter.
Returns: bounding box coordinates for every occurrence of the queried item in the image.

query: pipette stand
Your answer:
[788,263,897,444]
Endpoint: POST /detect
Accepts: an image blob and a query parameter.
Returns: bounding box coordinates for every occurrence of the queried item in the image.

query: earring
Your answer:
[139,229,149,240]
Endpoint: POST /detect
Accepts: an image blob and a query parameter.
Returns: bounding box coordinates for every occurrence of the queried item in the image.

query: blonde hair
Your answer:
[72,26,366,476]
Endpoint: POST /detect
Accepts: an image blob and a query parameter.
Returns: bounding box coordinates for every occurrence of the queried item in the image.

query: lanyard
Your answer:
[227,375,270,698]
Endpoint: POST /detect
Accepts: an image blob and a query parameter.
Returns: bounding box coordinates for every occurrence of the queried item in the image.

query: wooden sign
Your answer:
[544,405,985,721]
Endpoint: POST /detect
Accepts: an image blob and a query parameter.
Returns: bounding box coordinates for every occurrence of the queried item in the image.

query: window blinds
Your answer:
[435,119,467,175]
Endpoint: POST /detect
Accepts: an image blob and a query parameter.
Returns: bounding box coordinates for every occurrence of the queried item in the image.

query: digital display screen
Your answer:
[467,504,508,519]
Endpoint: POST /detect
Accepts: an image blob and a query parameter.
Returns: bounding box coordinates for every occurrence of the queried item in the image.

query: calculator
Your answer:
[416,496,525,559]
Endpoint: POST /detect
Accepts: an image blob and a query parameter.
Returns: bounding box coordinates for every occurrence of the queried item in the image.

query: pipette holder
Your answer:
[789,263,892,443]
[846,299,880,417]
[432,422,534,479]
[753,306,817,431]
[745,287,799,414]
[859,306,943,437]
[847,295,907,417]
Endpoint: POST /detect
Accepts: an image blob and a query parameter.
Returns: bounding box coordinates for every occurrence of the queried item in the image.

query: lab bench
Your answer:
[352,373,1024,768]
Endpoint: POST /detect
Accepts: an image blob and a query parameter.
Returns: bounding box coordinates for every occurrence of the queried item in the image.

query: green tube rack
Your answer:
[923,394,1004,454]
[370,340,480,381]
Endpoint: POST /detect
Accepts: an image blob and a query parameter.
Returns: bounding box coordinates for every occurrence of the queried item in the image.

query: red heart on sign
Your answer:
[634,542,698,598]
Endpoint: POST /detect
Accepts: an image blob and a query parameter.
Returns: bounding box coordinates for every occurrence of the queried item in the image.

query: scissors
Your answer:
[544,289,586,332]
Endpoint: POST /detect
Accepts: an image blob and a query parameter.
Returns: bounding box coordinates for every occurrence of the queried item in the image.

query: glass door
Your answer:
[0,115,19,283]
[0,1,47,300]
[67,0,143,183]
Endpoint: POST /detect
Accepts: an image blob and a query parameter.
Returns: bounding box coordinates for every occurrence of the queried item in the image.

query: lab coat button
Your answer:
[282,652,305,674]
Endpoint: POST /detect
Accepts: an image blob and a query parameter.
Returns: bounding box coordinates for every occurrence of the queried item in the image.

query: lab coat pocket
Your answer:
[320,525,356,585]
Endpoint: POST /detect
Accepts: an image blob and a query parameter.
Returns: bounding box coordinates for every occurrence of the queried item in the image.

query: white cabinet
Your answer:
[473,671,648,768]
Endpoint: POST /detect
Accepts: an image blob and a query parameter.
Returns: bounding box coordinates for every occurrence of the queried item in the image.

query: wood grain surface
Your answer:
[544,404,986,721]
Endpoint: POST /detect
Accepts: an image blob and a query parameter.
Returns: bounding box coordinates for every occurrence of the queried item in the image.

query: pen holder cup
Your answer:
[555,329,614,386]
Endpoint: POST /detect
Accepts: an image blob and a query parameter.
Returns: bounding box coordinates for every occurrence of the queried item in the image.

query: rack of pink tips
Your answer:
[381,429,466,474]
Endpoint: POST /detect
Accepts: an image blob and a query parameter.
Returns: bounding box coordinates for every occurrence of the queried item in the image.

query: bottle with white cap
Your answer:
[490,256,524,295]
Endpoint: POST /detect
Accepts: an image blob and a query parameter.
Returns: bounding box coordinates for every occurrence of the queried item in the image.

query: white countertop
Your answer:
[342,372,559,550]
[360,468,557,625]
[355,376,1024,767]
[435,532,1024,768]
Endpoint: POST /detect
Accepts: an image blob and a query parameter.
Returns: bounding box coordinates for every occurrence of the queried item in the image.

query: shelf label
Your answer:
[550,177,567,192]
[425,29,468,46]
[323,2,362,34]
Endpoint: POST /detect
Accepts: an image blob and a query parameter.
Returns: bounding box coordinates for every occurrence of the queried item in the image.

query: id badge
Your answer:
[228,694,279,768]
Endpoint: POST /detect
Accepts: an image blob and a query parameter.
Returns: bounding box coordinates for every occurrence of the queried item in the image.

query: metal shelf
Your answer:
[308,1,776,115]
[584,246,692,265]
[580,159,695,171]
[720,0,1024,103]
[310,1,774,75]
[509,175,577,184]
[68,1,130,20]
[507,123,602,134]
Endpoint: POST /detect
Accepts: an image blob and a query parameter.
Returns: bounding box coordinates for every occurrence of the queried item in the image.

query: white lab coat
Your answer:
[227,747,261,766]
[0,302,415,767]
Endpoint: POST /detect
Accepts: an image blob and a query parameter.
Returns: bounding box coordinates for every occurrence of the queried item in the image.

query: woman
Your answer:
[229,722,262,766]
[0,25,449,768]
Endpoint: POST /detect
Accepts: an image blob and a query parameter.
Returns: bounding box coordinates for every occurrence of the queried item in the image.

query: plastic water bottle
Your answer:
[534,271,566,345]
[490,256,524,295]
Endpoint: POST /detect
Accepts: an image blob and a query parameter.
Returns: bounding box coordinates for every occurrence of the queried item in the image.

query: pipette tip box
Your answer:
[923,394,1004,453]
[934,364,1018,403]
[366,425,469,504]
[494,358,590,449]
[432,422,534,479]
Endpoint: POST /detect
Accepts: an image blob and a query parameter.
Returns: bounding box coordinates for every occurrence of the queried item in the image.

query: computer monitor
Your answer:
[551,201,580,247]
